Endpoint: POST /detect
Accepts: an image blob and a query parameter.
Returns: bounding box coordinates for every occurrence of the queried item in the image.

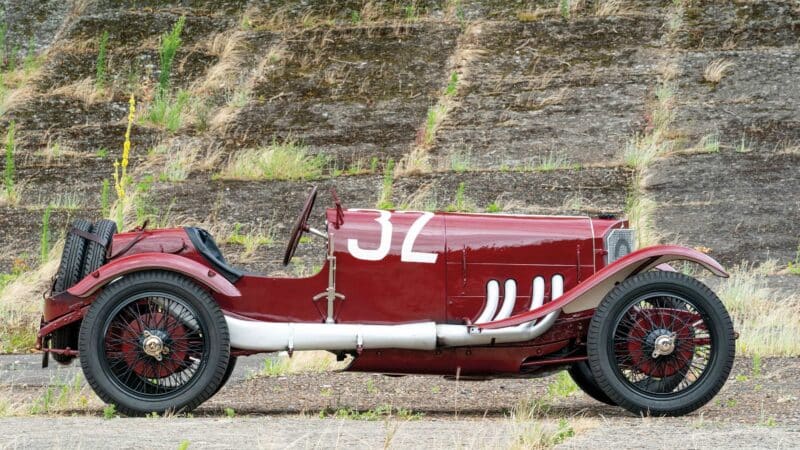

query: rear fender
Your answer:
[67,252,241,298]
[480,245,727,329]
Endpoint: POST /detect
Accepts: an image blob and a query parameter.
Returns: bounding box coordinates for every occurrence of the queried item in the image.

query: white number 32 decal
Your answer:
[347,211,438,264]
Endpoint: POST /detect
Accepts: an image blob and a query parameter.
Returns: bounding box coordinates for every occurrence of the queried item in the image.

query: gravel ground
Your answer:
[1,355,798,449]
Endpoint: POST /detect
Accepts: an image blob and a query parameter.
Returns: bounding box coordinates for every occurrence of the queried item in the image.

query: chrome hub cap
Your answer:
[651,333,677,358]
[142,330,170,361]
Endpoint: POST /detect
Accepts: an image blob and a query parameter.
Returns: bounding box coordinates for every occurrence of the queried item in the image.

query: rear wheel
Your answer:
[587,271,735,416]
[568,361,616,405]
[214,356,237,394]
[78,271,230,416]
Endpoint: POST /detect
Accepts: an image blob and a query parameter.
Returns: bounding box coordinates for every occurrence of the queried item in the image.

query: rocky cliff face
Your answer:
[0,0,797,281]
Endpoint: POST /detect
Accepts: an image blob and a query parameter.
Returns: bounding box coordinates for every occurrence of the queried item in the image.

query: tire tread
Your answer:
[587,271,735,416]
[78,270,230,416]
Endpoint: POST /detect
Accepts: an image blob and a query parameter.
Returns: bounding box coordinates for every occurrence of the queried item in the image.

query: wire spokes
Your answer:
[611,293,713,396]
[102,293,208,400]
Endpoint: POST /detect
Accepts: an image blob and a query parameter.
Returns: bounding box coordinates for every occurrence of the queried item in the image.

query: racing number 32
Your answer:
[347,211,438,263]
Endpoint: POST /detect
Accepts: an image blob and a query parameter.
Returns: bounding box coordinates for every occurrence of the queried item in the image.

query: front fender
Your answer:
[67,253,241,298]
[480,245,727,329]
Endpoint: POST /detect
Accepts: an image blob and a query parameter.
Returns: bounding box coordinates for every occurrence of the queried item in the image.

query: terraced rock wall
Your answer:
[0,0,797,282]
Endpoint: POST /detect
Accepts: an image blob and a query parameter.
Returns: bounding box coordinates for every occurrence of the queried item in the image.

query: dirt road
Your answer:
[1,355,798,449]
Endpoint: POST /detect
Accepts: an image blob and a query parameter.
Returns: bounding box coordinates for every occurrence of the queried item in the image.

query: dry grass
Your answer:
[508,394,596,449]
[218,140,327,181]
[704,59,734,84]
[595,0,630,16]
[251,351,344,378]
[517,8,556,21]
[225,223,274,258]
[0,243,62,353]
[0,374,102,417]
[625,181,660,248]
[717,262,800,357]
[196,30,249,95]
[51,77,110,104]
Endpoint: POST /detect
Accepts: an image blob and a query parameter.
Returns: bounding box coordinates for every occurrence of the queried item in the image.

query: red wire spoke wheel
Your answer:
[587,271,735,416]
[79,271,230,416]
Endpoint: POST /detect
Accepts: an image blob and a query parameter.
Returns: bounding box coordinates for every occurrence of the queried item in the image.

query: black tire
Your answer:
[80,219,117,279]
[78,271,230,416]
[50,322,80,366]
[568,361,616,406]
[53,219,92,292]
[51,219,92,364]
[587,271,735,417]
[214,356,237,395]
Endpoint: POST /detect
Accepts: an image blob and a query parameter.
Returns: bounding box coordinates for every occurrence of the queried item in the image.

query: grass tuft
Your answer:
[3,121,16,204]
[226,223,273,257]
[717,262,800,356]
[423,104,447,146]
[218,140,327,181]
[95,31,109,90]
[376,159,395,209]
[704,59,734,85]
[445,182,473,212]
[144,90,190,133]
[158,16,186,95]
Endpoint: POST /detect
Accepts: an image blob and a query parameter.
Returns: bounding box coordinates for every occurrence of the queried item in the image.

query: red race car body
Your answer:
[37,187,736,417]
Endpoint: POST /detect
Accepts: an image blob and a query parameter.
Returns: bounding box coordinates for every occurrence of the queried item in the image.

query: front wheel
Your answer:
[79,271,230,416]
[587,271,735,416]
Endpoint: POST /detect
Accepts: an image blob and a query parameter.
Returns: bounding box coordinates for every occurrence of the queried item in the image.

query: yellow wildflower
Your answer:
[114,94,136,200]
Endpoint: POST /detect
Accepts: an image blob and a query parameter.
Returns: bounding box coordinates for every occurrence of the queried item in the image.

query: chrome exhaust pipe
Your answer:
[224,275,564,352]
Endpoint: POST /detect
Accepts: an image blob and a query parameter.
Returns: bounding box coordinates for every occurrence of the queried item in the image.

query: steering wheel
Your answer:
[283,186,318,266]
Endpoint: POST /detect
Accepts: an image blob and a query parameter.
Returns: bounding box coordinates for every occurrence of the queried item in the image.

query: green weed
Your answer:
[445,182,473,212]
[535,152,575,172]
[445,71,459,96]
[423,104,446,146]
[0,20,6,69]
[224,407,235,418]
[547,371,578,398]
[787,243,800,275]
[448,150,471,173]
[376,159,395,210]
[752,353,762,378]
[219,140,327,181]
[145,90,190,133]
[226,223,273,257]
[258,357,290,377]
[404,5,418,21]
[3,121,15,202]
[29,374,88,414]
[560,0,570,20]
[101,179,110,218]
[103,404,117,419]
[486,202,503,213]
[178,441,190,450]
[321,405,423,421]
[40,205,52,264]
[95,31,109,90]
[700,134,720,153]
[158,16,186,95]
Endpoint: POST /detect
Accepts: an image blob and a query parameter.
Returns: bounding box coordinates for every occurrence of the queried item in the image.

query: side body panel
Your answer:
[443,214,595,324]
[217,209,447,324]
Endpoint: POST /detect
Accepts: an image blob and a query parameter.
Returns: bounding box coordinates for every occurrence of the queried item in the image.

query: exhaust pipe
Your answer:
[225,275,564,352]
[226,319,437,352]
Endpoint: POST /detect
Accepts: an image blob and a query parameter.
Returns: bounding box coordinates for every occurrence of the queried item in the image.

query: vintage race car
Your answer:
[38,186,735,416]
